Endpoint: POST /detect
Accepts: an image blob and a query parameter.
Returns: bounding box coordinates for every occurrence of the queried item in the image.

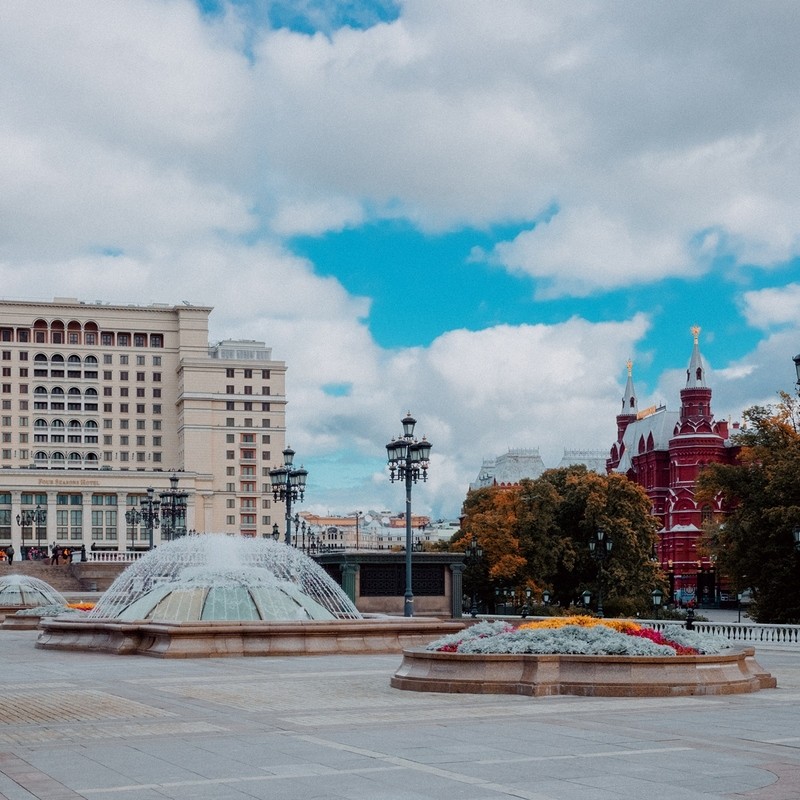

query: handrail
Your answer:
[85,551,147,563]
[647,619,800,649]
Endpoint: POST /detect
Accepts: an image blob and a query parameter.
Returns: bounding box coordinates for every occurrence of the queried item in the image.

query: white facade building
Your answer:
[0,298,286,555]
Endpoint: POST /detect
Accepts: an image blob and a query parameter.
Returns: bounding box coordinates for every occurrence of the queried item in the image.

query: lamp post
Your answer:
[16,505,46,553]
[651,587,664,619]
[353,510,362,550]
[293,514,307,551]
[464,535,483,618]
[542,589,552,606]
[125,488,161,550]
[581,589,592,609]
[386,412,432,618]
[268,447,308,546]
[588,527,613,617]
[159,474,188,541]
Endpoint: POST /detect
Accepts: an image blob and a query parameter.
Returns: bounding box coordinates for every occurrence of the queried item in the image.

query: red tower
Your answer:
[608,328,737,606]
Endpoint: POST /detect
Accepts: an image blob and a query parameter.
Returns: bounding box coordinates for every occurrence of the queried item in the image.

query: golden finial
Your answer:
[626,359,633,377]
[691,325,701,344]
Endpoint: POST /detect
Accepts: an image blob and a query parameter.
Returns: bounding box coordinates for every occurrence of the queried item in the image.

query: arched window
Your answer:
[84,355,98,365]
[67,452,82,468]
[34,386,47,396]
[34,354,47,364]
[34,419,47,429]
[34,450,48,462]
[68,387,81,396]
[51,452,66,469]
[85,388,98,397]
[51,354,64,364]
[33,319,48,344]
[51,419,65,428]
[68,355,81,365]
[85,420,98,429]
[85,453,99,469]
[51,386,65,396]
[68,420,81,430]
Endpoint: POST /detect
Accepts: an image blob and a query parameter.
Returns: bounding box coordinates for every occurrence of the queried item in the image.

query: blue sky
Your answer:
[2,1,799,518]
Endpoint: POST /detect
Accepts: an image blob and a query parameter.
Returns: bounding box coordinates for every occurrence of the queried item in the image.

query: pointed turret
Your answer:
[608,359,639,472]
[621,358,638,415]
[678,325,713,426]
[685,325,708,388]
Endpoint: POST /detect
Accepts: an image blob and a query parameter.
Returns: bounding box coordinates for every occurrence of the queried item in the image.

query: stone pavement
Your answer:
[0,630,798,800]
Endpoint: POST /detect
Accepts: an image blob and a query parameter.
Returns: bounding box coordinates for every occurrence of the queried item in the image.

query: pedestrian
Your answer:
[7,545,13,565]
[51,546,59,565]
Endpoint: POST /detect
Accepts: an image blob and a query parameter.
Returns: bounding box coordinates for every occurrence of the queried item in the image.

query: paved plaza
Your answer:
[0,629,798,800]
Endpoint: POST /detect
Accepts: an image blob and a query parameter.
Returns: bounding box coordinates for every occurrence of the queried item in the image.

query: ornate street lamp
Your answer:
[386,412,432,618]
[16,505,46,551]
[464,535,483,618]
[159,474,188,541]
[588,527,613,617]
[293,513,308,551]
[542,589,552,606]
[268,447,308,546]
[124,487,161,550]
[651,587,664,619]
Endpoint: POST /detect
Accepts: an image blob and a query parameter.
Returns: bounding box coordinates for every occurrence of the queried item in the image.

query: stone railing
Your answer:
[648,619,800,649]
[86,551,147,563]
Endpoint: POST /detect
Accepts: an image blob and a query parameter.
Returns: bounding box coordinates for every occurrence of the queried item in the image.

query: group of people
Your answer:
[0,543,87,564]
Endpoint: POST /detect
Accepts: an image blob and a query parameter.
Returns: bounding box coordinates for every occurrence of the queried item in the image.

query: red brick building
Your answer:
[607,327,738,606]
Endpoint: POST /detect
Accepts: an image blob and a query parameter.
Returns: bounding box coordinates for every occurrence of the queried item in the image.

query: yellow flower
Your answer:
[519,615,641,633]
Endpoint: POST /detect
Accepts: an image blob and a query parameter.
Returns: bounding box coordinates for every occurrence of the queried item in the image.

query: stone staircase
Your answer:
[0,560,126,592]
[0,560,84,592]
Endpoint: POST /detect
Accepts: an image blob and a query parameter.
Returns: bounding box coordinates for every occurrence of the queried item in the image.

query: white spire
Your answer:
[685,325,708,388]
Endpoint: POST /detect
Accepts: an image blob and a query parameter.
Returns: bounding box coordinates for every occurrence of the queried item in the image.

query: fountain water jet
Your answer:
[88,535,360,622]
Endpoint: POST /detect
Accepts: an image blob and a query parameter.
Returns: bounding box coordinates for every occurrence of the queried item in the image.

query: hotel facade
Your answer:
[0,298,287,556]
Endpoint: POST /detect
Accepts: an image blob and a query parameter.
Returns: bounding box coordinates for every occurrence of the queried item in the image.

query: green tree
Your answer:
[457,466,662,616]
[697,394,800,623]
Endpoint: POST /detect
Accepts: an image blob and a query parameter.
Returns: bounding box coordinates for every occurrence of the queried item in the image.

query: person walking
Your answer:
[7,545,13,565]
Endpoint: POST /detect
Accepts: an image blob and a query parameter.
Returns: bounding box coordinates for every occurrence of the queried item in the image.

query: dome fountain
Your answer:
[37,534,462,658]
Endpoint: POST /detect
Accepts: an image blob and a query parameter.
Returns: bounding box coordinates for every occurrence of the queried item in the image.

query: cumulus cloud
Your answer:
[741,283,800,330]
[1,0,798,515]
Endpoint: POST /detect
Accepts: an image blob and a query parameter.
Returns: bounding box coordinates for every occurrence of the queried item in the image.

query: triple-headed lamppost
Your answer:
[386,413,432,618]
[159,474,189,541]
[588,526,613,617]
[268,447,308,546]
[16,505,46,550]
[124,487,161,550]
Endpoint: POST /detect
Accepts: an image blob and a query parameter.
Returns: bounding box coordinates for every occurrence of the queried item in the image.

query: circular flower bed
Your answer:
[393,616,775,697]
[426,617,729,657]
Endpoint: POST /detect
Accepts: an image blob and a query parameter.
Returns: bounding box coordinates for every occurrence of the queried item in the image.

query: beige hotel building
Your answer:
[0,298,287,556]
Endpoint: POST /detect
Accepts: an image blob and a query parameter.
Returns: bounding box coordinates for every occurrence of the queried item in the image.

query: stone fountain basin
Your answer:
[36,616,466,658]
[391,646,777,696]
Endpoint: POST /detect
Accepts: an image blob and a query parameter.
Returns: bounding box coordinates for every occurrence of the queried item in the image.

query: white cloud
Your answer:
[741,284,800,330]
[1,0,798,517]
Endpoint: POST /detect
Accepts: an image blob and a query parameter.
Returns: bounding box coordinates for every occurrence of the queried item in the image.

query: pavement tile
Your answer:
[0,630,798,800]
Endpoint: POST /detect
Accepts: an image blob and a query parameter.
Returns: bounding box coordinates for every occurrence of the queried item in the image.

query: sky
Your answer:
[2,1,800,521]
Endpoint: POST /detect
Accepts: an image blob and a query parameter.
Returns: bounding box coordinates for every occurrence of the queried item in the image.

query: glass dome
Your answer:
[0,575,67,607]
[89,534,361,622]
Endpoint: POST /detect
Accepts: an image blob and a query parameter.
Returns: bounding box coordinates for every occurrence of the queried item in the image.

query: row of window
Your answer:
[226,368,270,379]
[3,352,163,367]
[0,324,164,348]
